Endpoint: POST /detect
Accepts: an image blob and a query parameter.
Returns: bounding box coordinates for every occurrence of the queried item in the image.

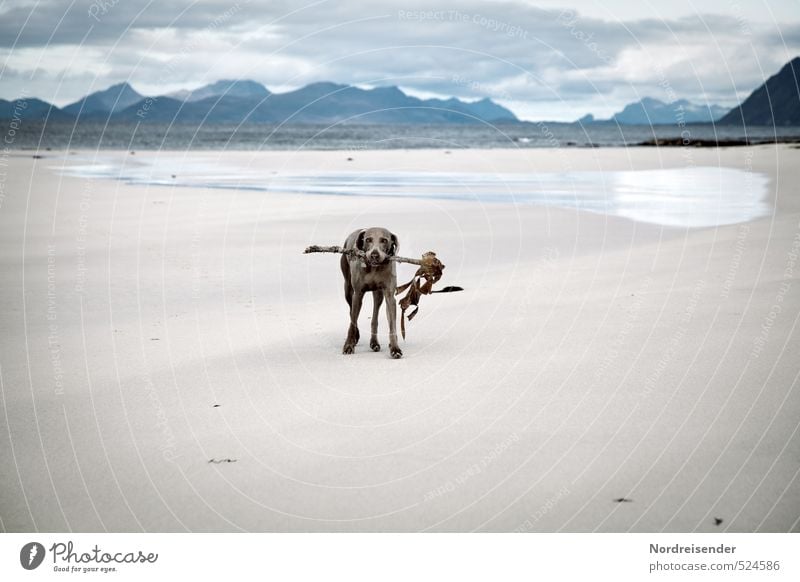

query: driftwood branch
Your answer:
[303,245,427,266]
[304,244,450,340]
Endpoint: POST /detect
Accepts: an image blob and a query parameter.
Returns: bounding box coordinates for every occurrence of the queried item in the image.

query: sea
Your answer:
[10,120,790,228]
[53,152,771,229]
[9,120,800,151]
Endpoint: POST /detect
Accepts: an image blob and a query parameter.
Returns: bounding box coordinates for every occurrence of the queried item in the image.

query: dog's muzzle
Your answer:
[368,251,385,266]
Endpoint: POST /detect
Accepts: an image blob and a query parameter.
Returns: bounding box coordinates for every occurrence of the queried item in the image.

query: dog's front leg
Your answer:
[370,290,383,351]
[343,289,363,354]
[383,288,402,359]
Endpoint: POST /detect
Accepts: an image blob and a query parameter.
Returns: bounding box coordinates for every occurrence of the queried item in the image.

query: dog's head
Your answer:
[356,227,398,266]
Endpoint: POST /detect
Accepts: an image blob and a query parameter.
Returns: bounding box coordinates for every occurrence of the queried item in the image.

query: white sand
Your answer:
[1,145,798,532]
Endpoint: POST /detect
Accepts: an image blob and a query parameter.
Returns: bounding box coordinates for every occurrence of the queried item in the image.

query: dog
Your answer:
[340,227,402,359]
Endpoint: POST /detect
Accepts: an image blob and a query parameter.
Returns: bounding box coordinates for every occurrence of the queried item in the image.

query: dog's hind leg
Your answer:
[370,290,383,351]
[341,254,352,308]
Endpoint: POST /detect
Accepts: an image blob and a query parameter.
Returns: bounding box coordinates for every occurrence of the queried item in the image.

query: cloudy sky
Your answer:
[1,0,798,121]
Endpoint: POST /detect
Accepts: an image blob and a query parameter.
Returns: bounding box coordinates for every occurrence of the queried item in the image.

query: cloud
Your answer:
[0,0,254,47]
[0,0,798,120]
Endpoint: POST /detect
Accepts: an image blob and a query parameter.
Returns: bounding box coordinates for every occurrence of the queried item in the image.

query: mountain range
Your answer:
[0,80,518,125]
[579,97,729,125]
[1,57,798,126]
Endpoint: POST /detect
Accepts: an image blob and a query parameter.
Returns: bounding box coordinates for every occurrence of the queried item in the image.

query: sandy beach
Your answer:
[1,145,798,533]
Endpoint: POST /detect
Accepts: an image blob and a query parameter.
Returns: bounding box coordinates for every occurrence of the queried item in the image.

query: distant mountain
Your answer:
[718,57,800,126]
[589,97,727,125]
[424,96,517,122]
[117,81,518,124]
[118,96,186,122]
[167,79,270,102]
[466,97,517,121]
[0,97,72,121]
[63,82,143,116]
[576,98,727,125]
[1,79,518,125]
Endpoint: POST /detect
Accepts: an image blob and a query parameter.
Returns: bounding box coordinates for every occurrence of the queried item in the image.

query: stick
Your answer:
[304,243,448,341]
[303,245,426,266]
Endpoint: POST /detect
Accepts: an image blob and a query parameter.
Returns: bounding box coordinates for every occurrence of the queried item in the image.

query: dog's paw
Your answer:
[342,344,355,355]
[370,338,381,352]
[390,346,403,359]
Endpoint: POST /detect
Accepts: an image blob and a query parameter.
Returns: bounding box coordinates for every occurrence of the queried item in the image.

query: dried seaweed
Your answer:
[395,252,445,339]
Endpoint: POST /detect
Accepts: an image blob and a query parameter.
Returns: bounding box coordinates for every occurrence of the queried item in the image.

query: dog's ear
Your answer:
[356,229,366,251]
[389,233,399,256]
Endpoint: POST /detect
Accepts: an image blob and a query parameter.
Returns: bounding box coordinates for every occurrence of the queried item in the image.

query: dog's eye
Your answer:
[365,238,372,243]
[380,238,387,243]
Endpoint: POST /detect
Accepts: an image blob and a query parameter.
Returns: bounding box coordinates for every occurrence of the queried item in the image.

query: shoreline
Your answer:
[11,141,793,168]
[5,120,800,152]
[8,138,800,153]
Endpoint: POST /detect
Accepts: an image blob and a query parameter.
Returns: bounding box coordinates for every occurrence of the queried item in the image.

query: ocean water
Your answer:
[55,153,770,228]
[10,121,800,150]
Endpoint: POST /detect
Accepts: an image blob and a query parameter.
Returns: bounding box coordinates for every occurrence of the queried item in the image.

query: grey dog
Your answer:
[340,227,402,359]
